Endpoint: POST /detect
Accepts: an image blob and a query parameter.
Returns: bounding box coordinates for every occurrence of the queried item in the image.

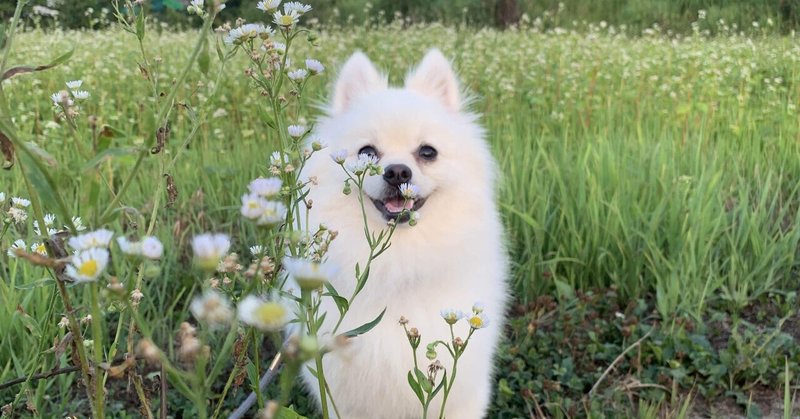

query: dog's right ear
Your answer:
[332,52,387,114]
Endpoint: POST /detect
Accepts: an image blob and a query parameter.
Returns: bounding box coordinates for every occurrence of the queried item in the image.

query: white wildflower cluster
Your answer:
[5,196,30,225]
[287,59,325,83]
[117,236,165,260]
[51,80,89,112]
[187,0,204,16]
[192,233,231,272]
[344,152,382,176]
[223,23,274,46]
[240,177,287,227]
[283,257,336,290]
[440,302,489,330]
[65,229,114,283]
[33,213,57,237]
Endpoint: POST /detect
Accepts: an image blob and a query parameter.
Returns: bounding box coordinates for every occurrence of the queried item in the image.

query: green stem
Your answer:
[90,283,105,418]
[303,289,329,419]
[252,328,265,409]
[0,0,27,72]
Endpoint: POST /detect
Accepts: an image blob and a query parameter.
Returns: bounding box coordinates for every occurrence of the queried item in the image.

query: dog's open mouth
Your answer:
[371,192,426,223]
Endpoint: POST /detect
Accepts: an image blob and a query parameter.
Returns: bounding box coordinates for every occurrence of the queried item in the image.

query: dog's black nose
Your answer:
[383,164,412,186]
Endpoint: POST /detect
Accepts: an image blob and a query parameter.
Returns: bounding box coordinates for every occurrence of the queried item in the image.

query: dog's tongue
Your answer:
[385,197,414,213]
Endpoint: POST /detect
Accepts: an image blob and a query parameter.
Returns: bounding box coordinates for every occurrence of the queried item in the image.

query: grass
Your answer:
[1,10,799,418]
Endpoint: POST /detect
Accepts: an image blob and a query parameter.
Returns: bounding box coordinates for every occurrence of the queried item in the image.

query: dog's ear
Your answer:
[405,49,460,111]
[332,52,387,114]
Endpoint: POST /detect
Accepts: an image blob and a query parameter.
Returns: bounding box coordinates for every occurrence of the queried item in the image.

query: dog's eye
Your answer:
[358,145,378,158]
[418,145,438,161]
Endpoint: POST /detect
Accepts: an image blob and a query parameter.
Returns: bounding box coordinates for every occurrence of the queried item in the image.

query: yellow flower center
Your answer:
[468,315,483,329]
[78,259,99,278]
[35,244,47,254]
[255,303,286,327]
[278,15,294,26]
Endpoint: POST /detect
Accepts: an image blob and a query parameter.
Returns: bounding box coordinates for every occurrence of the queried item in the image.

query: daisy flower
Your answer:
[440,308,465,325]
[72,90,90,100]
[248,177,282,198]
[30,242,48,256]
[287,68,308,81]
[71,216,87,232]
[192,233,231,271]
[398,183,419,199]
[330,149,348,164]
[11,197,30,208]
[237,294,290,331]
[68,229,114,250]
[256,0,281,12]
[305,58,324,74]
[117,236,142,256]
[190,290,234,326]
[270,151,288,167]
[256,201,287,226]
[250,245,265,256]
[65,248,109,283]
[467,313,490,330]
[272,10,299,28]
[287,124,305,138]
[283,2,311,14]
[472,302,485,314]
[66,80,83,89]
[141,236,164,259]
[241,193,271,219]
[283,257,336,289]
[346,153,379,175]
[7,239,25,258]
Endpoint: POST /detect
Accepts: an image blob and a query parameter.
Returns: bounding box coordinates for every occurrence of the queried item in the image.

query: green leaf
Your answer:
[553,278,575,302]
[342,307,385,338]
[353,265,370,296]
[430,371,446,399]
[407,371,424,404]
[276,406,308,419]
[324,282,349,314]
[15,278,54,290]
[245,361,259,393]
[198,35,210,75]
[16,308,42,338]
[81,147,139,172]
[135,9,145,41]
[25,141,57,166]
[415,368,432,393]
[1,47,74,81]
[215,36,224,62]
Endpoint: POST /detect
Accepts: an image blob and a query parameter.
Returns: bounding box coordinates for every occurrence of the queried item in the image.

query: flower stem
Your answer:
[90,283,106,418]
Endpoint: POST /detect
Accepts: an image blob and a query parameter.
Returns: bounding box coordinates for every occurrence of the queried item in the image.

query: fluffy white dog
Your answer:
[300,49,508,419]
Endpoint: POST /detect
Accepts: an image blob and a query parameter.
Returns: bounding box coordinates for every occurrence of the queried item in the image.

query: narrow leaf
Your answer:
[1,47,74,81]
[342,307,385,338]
[14,278,54,290]
[407,371,424,404]
[81,147,139,172]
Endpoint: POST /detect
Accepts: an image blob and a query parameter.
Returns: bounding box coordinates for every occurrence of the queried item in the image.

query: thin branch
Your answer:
[588,329,653,397]
[0,365,80,391]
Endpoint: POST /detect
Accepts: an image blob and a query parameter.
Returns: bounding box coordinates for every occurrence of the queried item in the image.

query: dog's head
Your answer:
[315,50,494,226]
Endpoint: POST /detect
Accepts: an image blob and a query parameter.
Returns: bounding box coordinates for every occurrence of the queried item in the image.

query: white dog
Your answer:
[300,49,508,419]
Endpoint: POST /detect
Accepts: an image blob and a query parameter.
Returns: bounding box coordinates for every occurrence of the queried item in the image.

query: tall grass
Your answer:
[1,14,799,414]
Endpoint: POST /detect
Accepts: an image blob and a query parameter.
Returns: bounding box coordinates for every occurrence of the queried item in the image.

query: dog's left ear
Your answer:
[405,49,460,111]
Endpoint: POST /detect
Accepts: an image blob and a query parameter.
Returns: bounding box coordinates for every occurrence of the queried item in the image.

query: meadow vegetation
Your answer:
[1,2,800,417]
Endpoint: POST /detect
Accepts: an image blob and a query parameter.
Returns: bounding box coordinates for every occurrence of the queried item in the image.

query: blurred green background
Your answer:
[3,0,800,32]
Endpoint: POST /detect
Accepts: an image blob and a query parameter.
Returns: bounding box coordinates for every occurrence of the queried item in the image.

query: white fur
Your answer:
[299,49,508,419]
